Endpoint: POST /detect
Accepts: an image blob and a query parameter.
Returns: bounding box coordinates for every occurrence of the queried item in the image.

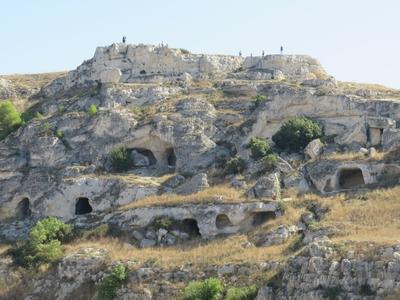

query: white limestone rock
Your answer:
[99,68,121,83]
[175,173,209,195]
[304,138,324,159]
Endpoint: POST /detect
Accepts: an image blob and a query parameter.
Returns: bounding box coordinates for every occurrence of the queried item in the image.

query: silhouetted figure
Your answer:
[280,46,283,54]
[262,50,265,57]
[239,51,242,57]
[122,36,126,43]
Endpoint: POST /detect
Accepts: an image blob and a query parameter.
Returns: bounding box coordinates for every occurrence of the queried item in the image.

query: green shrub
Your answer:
[10,217,73,268]
[272,116,323,152]
[253,95,267,107]
[154,217,175,230]
[246,137,272,160]
[0,100,22,140]
[41,122,51,136]
[182,278,223,300]
[261,153,278,171]
[34,111,44,119]
[87,104,98,116]
[305,219,320,231]
[225,155,246,174]
[96,264,128,300]
[109,146,131,172]
[55,128,64,139]
[225,285,258,300]
[29,216,73,247]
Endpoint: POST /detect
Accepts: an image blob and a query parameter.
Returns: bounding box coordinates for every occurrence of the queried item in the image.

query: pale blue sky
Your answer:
[1,0,399,87]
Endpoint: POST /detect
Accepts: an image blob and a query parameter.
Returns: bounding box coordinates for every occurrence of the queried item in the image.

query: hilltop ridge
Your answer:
[42,43,330,96]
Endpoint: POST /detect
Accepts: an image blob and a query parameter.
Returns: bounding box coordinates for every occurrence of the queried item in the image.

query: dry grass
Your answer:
[293,187,400,244]
[337,81,400,99]
[65,173,173,186]
[320,151,385,161]
[338,81,400,93]
[119,185,251,210]
[0,244,11,256]
[2,72,67,90]
[65,235,291,270]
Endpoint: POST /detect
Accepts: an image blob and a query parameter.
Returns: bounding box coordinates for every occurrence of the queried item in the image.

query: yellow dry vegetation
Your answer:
[320,151,385,161]
[338,81,400,93]
[65,235,292,270]
[2,72,67,90]
[0,244,10,256]
[119,184,252,210]
[293,187,400,244]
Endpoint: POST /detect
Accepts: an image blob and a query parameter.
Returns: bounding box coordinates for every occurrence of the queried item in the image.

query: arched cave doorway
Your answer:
[130,148,157,167]
[17,198,31,218]
[216,214,234,229]
[338,168,365,189]
[252,211,276,226]
[166,148,176,167]
[75,197,93,215]
[182,218,201,237]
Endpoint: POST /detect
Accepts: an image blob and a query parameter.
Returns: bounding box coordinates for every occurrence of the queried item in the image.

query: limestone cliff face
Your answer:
[3,43,400,299]
[242,54,329,80]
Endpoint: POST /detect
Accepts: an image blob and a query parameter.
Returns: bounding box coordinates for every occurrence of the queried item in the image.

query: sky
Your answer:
[1,0,399,88]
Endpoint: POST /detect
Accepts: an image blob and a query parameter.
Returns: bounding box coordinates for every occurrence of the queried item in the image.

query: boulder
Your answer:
[257,225,298,247]
[175,173,209,195]
[248,173,280,199]
[304,139,324,159]
[283,171,309,193]
[130,150,150,167]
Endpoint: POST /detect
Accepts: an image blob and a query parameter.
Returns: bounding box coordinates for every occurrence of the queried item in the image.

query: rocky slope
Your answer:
[1,43,400,299]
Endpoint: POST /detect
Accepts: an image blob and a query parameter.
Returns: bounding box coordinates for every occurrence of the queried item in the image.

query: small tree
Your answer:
[96,264,128,300]
[246,137,272,160]
[225,155,246,174]
[253,94,267,107]
[10,217,73,268]
[87,104,98,116]
[0,100,22,140]
[261,153,278,171]
[226,285,258,300]
[55,128,64,139]
[182,278,223,300]
[272,116,323,152]
[109,146,131,171]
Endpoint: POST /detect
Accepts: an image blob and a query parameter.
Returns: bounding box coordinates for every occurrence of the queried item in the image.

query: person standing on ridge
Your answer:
[280,46,283,54]
[122,36,126,43]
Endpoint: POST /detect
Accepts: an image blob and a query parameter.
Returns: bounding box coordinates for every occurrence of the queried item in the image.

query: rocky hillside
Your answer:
[1,43,400,299]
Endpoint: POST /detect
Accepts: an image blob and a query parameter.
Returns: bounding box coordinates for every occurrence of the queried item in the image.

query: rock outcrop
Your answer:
[3,43,400,300]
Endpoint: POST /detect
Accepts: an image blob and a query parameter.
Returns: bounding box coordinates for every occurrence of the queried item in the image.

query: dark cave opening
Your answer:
[338,168,365,189]
[17,198,31,218]
[75,197,93,215]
